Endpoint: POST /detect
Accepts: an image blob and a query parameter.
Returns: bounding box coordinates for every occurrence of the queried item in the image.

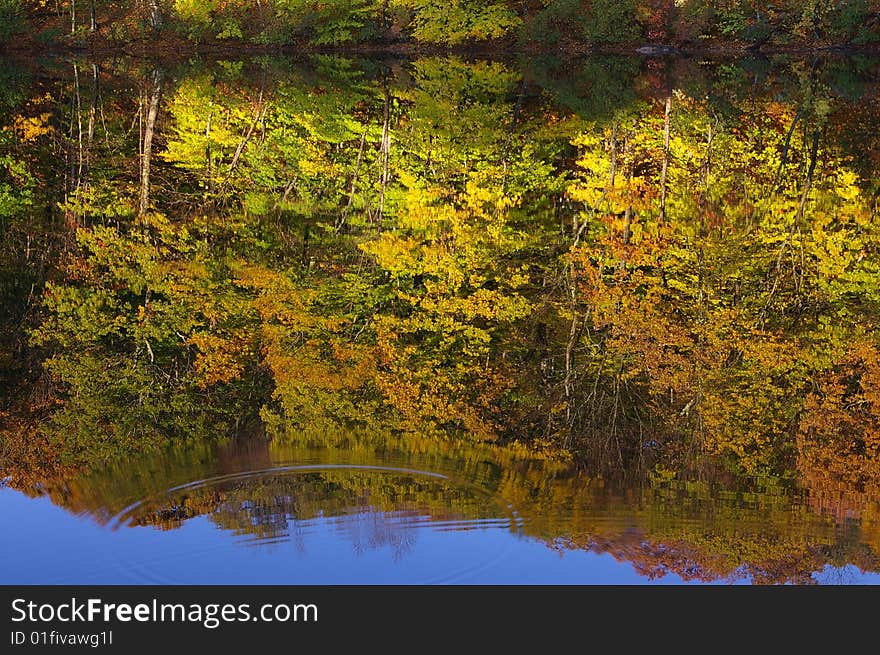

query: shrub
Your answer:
[830,0,880,44]
[672,0,714,42]
[586,0,640,43]
[409,0,521,44]
[0,0,24,44]
[530,0,640,45]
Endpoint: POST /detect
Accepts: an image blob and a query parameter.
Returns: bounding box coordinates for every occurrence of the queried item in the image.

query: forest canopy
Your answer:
[1,0,880,49]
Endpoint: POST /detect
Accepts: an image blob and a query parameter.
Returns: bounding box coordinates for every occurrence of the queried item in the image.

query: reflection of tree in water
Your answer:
[100,436,880,583]
[132,471,468,560]
[335,509,419,561]
[3,55,880,584]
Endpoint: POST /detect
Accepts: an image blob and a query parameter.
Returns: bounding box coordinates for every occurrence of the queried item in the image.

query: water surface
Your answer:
[2,53,880,585]
[3,430,880,584]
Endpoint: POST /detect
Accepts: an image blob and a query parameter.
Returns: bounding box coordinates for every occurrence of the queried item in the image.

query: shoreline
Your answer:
[4,33,880,62]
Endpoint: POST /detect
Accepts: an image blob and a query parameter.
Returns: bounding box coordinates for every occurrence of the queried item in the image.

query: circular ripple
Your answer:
[105,465,524,584]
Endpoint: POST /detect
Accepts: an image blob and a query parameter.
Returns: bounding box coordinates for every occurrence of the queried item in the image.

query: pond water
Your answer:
[2,53,880,585]
[0,465,700,585]
[3,430,880,585]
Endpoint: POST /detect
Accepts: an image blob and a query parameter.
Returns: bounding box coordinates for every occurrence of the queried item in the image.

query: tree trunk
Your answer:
[82,64,97,202]
[146,0,162,29]
[67,62,83,228]
[659,95,672,222]
[377,77,391,225]
[139,70,162,216]
[338,130,367,232]
[796,129,820,222]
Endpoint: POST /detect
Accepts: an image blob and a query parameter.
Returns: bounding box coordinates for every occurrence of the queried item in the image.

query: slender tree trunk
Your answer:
[66,62,82,229]
[70,0,76,34]
[338,130,367,232]
[564,206,584,448]
[82,64,97,205]
[659,95,672,222]
[775,110,802,188]
[563,303,578,449]
[74,63,83,189]
[377,77,391,225]
[139,69,162,216]
[760,127,821,326]
[796,129,820,222]
[146,0,162,29]
[224,81,266,189]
